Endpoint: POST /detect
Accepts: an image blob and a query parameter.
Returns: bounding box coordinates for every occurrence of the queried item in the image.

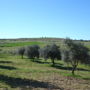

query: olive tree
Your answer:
[48,44,61,66]
[40,45,50,61]
[41,44,61,66]
[17,47,25,59]
[62,38,90,75]
[25,45,40,60]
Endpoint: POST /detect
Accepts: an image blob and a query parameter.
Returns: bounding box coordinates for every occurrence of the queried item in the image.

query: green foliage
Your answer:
[62,38,90,75]
[25,45,40,59]
[17,47,25,59]
[40,44,61,66]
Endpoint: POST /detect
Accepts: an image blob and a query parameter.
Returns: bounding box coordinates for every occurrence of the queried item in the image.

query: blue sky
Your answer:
[0,0,90,40]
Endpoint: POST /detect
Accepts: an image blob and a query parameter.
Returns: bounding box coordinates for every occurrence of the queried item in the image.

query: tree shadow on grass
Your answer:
[31,59,51,64]
[33,60,51,64]
[0,61,12,64]
[0,74,62,89]
[83,77,90,80]
[0,65,16,70]
[52,64,90,72]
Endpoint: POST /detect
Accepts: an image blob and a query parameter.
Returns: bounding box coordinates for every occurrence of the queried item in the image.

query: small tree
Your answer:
[40,45,50,61]
[62,38,90,75]
[48,44,61,66]
[18,47,25,59]
[41,44,61,66]
[25,45,40,60]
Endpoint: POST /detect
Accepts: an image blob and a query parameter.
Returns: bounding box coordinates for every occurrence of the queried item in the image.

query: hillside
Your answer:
[0,37,90,47]
[0,38,90,90]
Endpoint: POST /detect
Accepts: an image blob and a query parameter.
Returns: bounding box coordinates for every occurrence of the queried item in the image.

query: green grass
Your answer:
[0,53,90,79]
[0,41,44,47]
[83,41,90,49]
[0,53,89,89]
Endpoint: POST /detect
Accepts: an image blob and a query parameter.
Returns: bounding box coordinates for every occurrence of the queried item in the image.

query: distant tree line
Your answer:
[16,38,90,75]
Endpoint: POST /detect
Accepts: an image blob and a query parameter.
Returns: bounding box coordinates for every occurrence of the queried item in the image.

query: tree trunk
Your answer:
[44,57,47,62]
[72,65,77,75]
[52,59,55,66]
[21,55,23,59]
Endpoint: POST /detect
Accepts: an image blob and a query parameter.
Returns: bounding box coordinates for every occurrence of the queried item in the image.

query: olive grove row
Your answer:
[16,38,90,75]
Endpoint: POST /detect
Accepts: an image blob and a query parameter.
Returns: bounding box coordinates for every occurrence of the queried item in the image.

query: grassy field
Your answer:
[0,41,44,47]
[0,54,90,90]
[0,39,90,90]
